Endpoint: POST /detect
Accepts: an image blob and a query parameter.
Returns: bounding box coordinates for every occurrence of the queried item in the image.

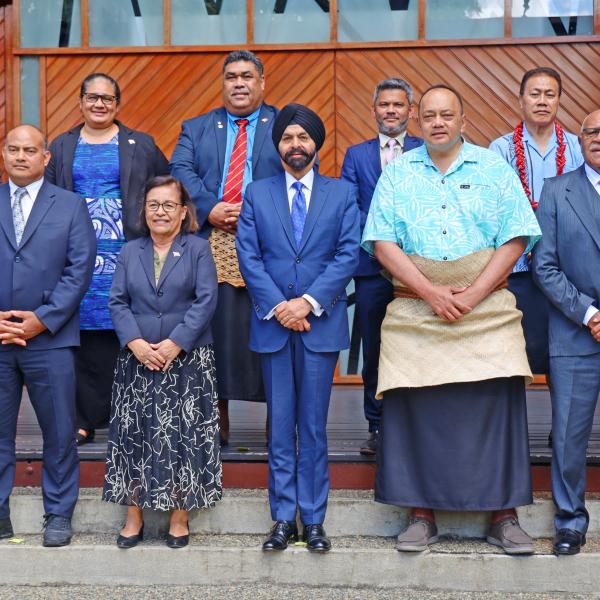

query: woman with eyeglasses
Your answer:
[46,73,169,447]
[105,175,220,548]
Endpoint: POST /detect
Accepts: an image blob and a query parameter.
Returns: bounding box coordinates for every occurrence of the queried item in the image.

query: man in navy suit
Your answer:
[236,104,360,552]
[533,109,600,555]
[171,50,284,443]
[0,125,96,546]
[340,79,423,454]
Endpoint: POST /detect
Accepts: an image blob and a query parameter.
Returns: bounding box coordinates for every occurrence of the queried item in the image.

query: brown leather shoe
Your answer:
[396,516,439,552]
[487,517,535,555]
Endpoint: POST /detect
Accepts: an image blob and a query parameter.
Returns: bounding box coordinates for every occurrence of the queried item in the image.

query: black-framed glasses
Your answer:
[81,93,117,106]
[145,201,182,213]
[582,128,600,140]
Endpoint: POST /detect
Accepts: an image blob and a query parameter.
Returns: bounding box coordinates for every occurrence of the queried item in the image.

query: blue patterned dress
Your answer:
[73,135,125,329]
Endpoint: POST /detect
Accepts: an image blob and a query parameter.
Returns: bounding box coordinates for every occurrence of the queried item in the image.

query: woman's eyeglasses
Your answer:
[81,93,117,106]
[145,202,182,213]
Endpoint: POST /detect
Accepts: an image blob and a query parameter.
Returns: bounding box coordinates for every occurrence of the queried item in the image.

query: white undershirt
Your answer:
[9,177,44,225]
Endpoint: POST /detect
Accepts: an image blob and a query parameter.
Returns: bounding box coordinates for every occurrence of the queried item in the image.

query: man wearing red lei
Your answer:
[489,68,583,390]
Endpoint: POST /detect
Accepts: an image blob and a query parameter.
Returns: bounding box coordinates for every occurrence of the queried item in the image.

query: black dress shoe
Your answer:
[302,524,331,552]
[360,431,378,455]
[75,429,96,446]
[0,518,14,539]
[42,514,73,547]
[262,520,298,551]
[117,523,144,549]
[552,528,586,555]
[167,521,189,549]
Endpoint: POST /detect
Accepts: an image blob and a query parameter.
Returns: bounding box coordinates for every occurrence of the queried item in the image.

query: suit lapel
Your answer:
[270,174,296,251]
[367,138,382,178]
[565,166,600,252]
[214,107,228,179]
[299,173,329,253]
[18,181,56,249]
[404,135,421,153]
[63,126,82,191]
[0,184,17,250]
[118,121,135,206]
[139,238,158,290]
[157,236,185,291]
[252,103,272,175]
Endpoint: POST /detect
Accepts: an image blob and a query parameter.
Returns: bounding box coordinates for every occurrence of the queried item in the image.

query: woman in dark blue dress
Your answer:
[46,73,169,445]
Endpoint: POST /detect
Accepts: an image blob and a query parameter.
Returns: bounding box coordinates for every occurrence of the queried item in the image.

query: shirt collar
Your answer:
[379,131,407,149]
[285,168,314,192]
[225,105,262,128]
[585,163,600,188]
[9,176,44,200]
[411,137,478,172]
[522,122,558,157]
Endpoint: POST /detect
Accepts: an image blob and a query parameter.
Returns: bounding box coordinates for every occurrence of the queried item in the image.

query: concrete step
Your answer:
[8,488,600,539]
[1,533,600,594]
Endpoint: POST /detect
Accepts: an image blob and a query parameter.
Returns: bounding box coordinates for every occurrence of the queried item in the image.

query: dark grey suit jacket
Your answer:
[532,164,600,357]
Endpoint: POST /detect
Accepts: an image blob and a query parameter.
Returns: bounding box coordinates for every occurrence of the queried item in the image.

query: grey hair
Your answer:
[222,50,264,78]
[373,78,413,105]
[5,124,48,153]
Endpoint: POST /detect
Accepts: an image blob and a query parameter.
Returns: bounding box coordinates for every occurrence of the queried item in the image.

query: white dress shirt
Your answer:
[9,177,45,225]
[582,164,600,326]
[264,169,323,320]
[379,131,407,170]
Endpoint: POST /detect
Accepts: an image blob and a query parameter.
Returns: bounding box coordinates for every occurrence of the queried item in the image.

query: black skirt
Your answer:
[508,271,550,375]
[211,282,265,401]
[75,329,121,430]
[375,377,533,511]
[103,345,222,511]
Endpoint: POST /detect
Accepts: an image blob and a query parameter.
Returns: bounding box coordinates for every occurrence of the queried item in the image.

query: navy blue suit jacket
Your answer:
[340,134,423,276]
[532,165,600,358]
[109,232,218,353]
[170,103,284,238]
[236,171,360,354]
[0,179,96,351]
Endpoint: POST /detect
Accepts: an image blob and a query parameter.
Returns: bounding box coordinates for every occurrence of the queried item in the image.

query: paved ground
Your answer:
[0,587,598,600]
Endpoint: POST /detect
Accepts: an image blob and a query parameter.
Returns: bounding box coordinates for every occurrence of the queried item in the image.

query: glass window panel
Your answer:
[512,0,593,37]
[171,0,246,45]
[89,0,164,47]
[254,0,330,44]
[338,0,418,42]
[426,0,504,40]
[338,280,364,377]
[20,0,82,48]
[21,57,41,129]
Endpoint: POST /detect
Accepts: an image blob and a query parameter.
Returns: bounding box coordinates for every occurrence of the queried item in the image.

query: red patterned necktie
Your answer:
[222,119,249,204]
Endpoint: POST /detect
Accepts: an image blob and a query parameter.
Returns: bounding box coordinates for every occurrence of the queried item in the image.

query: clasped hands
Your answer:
[0,311,47,346]
[128,338,183,371]
[421,285,483,323]
[588,311,600,342]
[275,298,312,332]
[208,201,242,234]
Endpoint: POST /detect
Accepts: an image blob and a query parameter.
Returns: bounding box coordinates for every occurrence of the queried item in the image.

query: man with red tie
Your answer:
[171,50,284,443]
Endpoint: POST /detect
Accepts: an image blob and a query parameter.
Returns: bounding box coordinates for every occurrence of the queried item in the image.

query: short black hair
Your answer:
[419,84,464,116]
[222,50,263,78]
[80,73,121,105]
[138,176,199,236]
[520,68,562,97]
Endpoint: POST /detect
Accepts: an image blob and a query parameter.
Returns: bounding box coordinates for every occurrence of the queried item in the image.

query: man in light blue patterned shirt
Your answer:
[362,85,541,556]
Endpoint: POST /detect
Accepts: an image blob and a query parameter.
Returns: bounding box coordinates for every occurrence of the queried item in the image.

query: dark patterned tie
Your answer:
[12,187,27,246]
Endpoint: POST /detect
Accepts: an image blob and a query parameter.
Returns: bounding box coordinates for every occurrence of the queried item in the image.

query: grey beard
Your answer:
[377,117,409,137]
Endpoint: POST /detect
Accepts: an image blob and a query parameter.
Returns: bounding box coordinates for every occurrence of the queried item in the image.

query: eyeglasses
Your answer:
[81,93,117,106]
[582,128,600,140]
[145,201,182,212]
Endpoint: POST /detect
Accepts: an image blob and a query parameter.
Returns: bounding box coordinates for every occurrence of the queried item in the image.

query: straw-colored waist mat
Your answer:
[376,247,532,398]
[208,227,246,288]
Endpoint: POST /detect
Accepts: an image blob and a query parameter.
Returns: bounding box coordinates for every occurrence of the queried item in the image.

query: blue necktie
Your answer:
[291,181,307,296]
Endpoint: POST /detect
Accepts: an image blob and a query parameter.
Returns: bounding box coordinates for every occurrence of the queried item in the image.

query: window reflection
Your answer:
[512,0,593,37]
[338,0,418,42]
[171,0,246,45]
[21,57,41,129]
[20,0,82,48]
[426,0,504,40]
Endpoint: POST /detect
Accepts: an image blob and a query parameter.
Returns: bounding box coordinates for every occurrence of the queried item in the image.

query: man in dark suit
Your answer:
[171,50,284,443]
[0,125,96,546]
[340,78,423,454]
[532,109,600,555]
[237,104,360,552]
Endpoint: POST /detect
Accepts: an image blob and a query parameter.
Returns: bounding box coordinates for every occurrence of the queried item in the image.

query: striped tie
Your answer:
[222,119,249,204]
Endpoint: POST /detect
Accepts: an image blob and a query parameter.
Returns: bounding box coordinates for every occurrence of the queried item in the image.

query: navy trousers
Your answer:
[260,332,338,525]
[354,274,394,431]
[550,353,600,534]
[0,346,79,520]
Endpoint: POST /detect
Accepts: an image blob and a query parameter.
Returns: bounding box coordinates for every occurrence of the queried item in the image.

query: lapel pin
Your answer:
[173,251,181,257]
[128,139,136,144]
[262,118,269,122]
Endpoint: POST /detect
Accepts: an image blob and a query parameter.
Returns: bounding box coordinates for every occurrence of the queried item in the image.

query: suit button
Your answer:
[14,257,20,263]
[157,290,163,296]
[156,313,162,318]
[288,283,293,289]
[296,258,301,263]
